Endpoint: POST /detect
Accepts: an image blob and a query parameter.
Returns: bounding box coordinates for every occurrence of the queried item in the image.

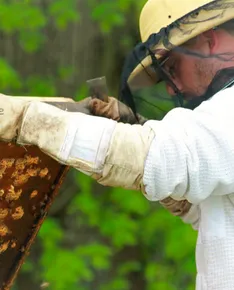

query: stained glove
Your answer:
[0,93,31,142]
[159,197,192,217]
[90,97,148,125]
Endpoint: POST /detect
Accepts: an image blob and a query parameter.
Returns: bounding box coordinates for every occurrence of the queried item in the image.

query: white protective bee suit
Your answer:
[0,82,230,289]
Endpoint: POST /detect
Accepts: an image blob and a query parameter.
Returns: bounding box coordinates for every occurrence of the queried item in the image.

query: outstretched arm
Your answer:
[2,89,234,228]
[15,87,234,206]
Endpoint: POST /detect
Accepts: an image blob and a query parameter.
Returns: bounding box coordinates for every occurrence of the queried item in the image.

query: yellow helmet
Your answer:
[131,0,234,85]
[119,0,234,119]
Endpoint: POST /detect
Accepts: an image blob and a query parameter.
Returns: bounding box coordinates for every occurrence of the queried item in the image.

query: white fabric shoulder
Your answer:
[143,86,234,204]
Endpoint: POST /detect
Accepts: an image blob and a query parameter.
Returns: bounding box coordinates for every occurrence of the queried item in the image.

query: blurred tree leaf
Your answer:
[99,210,138,248]
[39,218,63,249]
[58,66,75,81]
[25,75,57,96]
[76,243,112,270]
[0,58,21,90]
[100,278,129,290]
[49,0,80,29]
[0,3,46,33]
[110,187,149,215]
[19,30,46,52]
[91,2,125,33]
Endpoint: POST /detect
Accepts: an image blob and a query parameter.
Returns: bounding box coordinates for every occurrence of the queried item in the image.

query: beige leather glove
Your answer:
[0,93,31,142]
[48,96,143,124]
[0,94,97,142]
[90,97,147,125]
[159,197,192,217]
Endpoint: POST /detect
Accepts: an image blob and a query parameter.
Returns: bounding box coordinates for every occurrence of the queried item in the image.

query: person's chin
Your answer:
[183,88,206,100]
[183,94,199,101]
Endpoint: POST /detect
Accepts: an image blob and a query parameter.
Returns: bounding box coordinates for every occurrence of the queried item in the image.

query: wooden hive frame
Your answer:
[0,97,75,290]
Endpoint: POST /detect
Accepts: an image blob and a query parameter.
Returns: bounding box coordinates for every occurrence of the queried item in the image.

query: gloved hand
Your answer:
[159,197,192,217]
[0,93,106,143]
[0,94,99,142]
[0,92,137,143]
[49,96,147,124]
[0,93,31,142]
[90,96,147,125]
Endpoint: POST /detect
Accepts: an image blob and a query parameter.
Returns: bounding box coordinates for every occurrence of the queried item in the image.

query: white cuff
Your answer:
[69,115,117,174]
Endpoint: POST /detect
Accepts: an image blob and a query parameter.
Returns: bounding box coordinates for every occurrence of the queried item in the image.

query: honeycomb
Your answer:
[5,186,22,203]
[11,207,24,221]
[0,224,10,237]
[0,189,4,198]
[30,190,38,199]
[10,241,16,249]
[0,241,9,254]
[11,155,49,187]
[0,159,15,179]
[0,209,8,219]
[39,168,49,178]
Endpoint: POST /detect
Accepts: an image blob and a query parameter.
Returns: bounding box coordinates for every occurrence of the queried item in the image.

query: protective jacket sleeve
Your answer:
[17,86,234,206]
[143,86,234,204]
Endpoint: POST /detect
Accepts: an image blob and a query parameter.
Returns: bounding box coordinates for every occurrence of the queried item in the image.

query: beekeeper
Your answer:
[1,0,234,289]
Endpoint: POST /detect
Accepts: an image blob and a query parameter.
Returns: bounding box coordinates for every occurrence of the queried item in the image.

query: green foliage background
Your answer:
[0,0,197,289]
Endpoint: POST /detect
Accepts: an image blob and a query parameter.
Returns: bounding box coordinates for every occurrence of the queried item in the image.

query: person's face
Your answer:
[162,34,218,100]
